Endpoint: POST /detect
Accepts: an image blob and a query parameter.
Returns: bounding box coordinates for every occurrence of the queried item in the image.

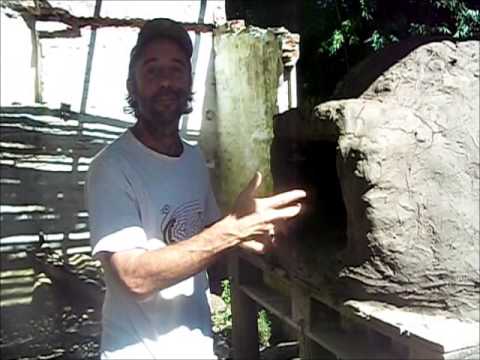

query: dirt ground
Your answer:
[0,252,103,360]
[1,301,101,359]
[0,251,296,360]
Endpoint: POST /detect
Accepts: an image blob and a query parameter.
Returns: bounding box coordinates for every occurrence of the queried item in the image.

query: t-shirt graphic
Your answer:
[161,200,204,244]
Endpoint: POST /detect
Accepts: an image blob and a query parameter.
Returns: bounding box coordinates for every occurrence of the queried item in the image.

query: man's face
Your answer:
[131,38,192,132]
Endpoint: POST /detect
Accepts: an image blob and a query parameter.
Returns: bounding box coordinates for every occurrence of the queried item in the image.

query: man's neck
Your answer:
[131,121,183,157]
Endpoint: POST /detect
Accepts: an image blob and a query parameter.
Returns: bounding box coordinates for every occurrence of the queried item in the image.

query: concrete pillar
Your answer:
[213,20,283,210]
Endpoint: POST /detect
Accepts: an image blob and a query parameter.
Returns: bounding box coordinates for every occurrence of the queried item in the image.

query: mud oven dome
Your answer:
[268,38,479,326]
[203,24,479,358]
[270,101,479,320]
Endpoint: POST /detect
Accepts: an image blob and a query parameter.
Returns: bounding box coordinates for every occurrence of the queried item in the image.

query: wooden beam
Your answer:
[1,186,85,207]
[31,19,43,103]
[6,2,214,39]
[0,144,101,158]
[0,220,87,239]
[230,252,260,360]
[292,283,322,359]
[1,105,131,128]
[0,130,108,156]
[80,0,102,113]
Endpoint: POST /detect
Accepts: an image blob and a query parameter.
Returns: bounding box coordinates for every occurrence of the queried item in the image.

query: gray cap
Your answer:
[131,18,193,60]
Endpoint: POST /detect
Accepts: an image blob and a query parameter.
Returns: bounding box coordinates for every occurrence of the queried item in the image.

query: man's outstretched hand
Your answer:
[106,172,305,298]
[226,172,306,253]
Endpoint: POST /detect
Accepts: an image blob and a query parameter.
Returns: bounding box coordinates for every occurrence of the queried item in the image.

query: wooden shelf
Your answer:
[240,282,400,359]
[232,250,480,360]
[240,283,296,330]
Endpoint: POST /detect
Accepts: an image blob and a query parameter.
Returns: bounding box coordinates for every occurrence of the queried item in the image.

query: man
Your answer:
[86,18,305,359]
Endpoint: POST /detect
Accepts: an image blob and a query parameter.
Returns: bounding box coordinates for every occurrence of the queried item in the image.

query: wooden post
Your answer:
[80,0,102,113]
[230,251,260,360]
[291,283,326,359]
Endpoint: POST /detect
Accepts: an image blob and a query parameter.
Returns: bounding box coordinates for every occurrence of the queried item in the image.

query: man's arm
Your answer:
[100,172,305,300]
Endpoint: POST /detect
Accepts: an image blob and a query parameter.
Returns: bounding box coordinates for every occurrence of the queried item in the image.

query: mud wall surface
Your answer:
[310,40,479,321]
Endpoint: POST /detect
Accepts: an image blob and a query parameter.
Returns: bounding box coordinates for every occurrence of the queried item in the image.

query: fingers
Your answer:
[240,228,274,254]
[261,203,302,223]
[258,189,306,209]
[240,240,267,254]
[232,172,263,217]
[232,176,305,246]
[242,172,262,199]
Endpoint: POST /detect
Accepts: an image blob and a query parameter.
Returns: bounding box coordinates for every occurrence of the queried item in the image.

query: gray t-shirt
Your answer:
[86,129,220,359]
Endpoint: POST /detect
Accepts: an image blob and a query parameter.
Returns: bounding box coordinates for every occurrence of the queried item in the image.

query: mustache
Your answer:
[151,88,190,102]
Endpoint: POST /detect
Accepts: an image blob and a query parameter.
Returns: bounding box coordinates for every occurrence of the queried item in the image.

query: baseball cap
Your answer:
[131,18,193,60]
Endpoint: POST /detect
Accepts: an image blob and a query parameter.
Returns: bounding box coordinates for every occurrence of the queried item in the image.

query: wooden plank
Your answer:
[0,197,86,209]
[3,4,215,33]
[0,219,88,239]
[343,300,480,355]
[0,222,88,239]
[307,323,396,359]
[0,239,91,255]
[64,238,91,248]
[1,106,65,118]
[291,283,322,359]
[0,122,78,138]
[0,129,111,153]
[0,242,62,253]
[77,115,130,129]
[0,122,117,141]
[0,165,85,184]
[1,181,86,194]
[1,105,131,129]
[1,180,85,191]
[443,345,480,360]
[230,252,260,360]
[306,297,396,359]
[0,115,79,130]
[0,157,75,170]
[1,205,88,222]
[0,145,100,159]
[1,152,74,162]
[0,120,123,140]
[1,187,85,206]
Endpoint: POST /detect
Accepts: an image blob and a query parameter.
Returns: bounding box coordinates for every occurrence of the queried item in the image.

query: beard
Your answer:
[137,87,191,136]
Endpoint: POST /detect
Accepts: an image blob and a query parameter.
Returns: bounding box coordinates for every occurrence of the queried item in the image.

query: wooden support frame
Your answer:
[229,250,480,360]
[80,0,102,113]
[7,2,214,39]
[292,282,322,359]
[229,252,260,360]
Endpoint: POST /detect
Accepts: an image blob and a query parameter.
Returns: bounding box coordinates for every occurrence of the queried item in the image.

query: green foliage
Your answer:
[211,279,272,348]
[257,309,272,348]
[323,19,361,55]
[212,280,232,335]
[316,0,479,56]
[301,0,479,102]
